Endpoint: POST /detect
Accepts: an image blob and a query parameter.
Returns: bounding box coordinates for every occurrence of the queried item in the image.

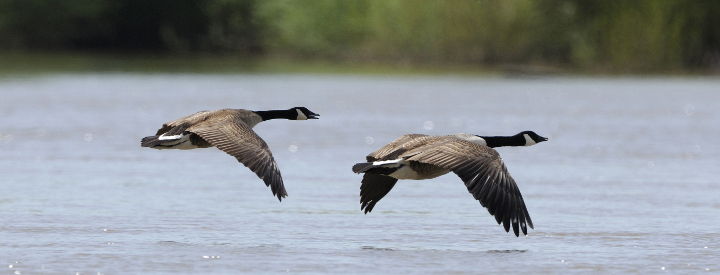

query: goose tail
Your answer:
[352,162,374,173]
[141,136,161,147]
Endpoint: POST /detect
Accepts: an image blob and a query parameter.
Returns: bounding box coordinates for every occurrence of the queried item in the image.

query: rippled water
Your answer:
[1,74,719,273]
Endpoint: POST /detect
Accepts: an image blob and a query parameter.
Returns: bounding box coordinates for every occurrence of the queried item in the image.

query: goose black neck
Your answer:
[479,135,525,148]
[254,109,295,121]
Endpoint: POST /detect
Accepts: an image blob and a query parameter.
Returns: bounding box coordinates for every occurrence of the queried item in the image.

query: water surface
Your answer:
[1,74,719,273]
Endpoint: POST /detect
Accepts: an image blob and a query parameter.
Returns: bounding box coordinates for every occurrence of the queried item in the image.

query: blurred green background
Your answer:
[1,0,718,74]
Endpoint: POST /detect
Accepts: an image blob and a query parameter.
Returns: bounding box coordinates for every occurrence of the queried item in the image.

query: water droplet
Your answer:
[684,104,696,116]
[102,228,108,232]
[364,136,374,145]
[661,266,666,270]
[202,256,210,259]
[14,270,20,275]
[706,268,711,271]
[8,264,13,268]
[287,144,298,153]
[560,259,565,263]
[83,133,94,142]
[423,121,434,131]
[704,246,708,248]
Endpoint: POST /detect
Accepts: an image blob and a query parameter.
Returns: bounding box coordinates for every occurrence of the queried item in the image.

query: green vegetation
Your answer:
[1,0,718,73]
[0,52,509,76]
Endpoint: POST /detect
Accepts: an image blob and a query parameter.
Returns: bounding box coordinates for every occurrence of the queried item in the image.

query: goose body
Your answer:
[352,131,547,236]
[141,107,319,201]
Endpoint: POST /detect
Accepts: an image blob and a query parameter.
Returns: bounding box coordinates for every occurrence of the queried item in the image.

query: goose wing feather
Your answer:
[186,113,287,201]
[155,110,213,135]
[402,138,533,236]
[366,134,434,161]
[155,109,258,135]
[359,174,398,214]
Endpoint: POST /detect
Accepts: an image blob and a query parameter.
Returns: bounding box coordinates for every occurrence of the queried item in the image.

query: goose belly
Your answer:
[389,161,449,180]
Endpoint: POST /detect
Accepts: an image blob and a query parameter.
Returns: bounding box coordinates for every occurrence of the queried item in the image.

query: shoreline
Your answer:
[1,52,717,77]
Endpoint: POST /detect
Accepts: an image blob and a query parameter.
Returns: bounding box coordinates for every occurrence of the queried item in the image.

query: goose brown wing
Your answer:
[187,116,287,201]
[155,110,212,135]
[403,139,533,236]
[366,134,432,161]
[360,174,398,214]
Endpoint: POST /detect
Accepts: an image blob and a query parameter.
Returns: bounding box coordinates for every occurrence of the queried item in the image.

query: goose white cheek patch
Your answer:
[523,134,536,146]
[296,109,308,120]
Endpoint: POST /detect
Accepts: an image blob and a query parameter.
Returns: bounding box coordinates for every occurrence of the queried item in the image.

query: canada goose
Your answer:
[141,107,319,201]
[352,131,547,236]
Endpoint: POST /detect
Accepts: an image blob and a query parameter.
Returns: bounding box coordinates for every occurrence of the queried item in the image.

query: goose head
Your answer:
[291,107,320,120]
[518,131,548,146]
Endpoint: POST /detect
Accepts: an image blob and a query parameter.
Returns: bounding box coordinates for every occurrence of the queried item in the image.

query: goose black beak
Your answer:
[308,113,320,119]
[540,137,548,142]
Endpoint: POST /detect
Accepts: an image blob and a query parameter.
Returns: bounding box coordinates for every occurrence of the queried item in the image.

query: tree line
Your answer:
[1,0,718,71]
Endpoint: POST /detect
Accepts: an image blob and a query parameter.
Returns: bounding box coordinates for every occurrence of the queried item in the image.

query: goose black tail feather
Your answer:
[141,136,161,147]
[352,162,374,173]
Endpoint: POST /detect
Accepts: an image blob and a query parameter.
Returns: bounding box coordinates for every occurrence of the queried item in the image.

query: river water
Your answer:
[1,74,718,274]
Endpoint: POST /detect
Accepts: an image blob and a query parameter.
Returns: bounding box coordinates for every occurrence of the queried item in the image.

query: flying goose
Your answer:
[141,107,319,201]
[352,131,547,236]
